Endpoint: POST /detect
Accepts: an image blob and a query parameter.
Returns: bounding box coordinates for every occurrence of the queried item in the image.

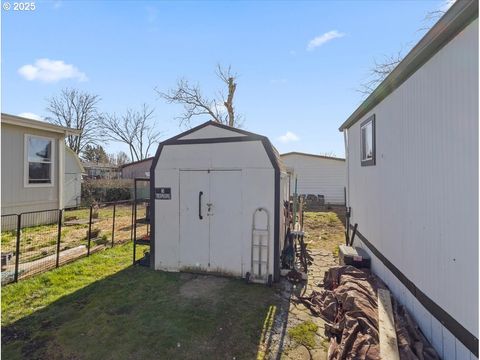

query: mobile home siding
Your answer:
[1,123,62,214]
[346,19,478,359]
[281,154,346,204]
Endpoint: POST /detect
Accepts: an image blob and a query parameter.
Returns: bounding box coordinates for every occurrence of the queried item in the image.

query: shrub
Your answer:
[81,179,133,205]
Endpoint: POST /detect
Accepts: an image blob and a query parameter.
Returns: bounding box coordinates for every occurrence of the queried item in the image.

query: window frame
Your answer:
[360,114,376,167]
[24,134,55,188]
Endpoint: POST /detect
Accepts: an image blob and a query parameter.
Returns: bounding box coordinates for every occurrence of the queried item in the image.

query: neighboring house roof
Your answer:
[1,113,82,135]
[339,0,478,131]
[120,157,153,169]
[65,147,85,173]
[281,151,345,162]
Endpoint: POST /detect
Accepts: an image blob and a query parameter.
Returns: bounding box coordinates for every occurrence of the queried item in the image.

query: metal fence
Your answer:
[0,200,145,285]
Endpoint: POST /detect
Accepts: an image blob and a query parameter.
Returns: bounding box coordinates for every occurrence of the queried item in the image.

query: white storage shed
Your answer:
[339,1,478,359]
[150,121,288,283]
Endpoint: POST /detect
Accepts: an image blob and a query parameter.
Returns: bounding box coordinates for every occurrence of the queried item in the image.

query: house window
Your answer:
[360,115,375,166]
[25,135,54,186]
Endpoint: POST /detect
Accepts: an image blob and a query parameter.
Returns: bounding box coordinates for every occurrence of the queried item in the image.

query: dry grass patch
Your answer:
[303,209,346,255]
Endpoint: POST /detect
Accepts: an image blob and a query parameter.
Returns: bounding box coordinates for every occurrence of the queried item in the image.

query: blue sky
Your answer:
[2,0,450,158]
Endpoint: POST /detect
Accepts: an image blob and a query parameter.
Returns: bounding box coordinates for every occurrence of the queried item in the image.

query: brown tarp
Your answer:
[298,266,440,360]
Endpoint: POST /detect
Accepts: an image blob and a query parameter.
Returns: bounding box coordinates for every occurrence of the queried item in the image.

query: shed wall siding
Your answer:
[153,140,277,277]
[1,123,61,214]
[281,154,346,204]
[346,19,478,358]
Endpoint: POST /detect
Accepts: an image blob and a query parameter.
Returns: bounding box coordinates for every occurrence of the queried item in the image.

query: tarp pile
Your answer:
[298,266,439,360]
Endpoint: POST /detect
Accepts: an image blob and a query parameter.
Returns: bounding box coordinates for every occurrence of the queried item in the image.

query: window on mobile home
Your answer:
[25,135,54,186]
[360,115,375,166]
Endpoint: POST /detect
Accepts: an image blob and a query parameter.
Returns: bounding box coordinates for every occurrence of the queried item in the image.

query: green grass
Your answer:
[288,321,318,349]
[2,242,279,360]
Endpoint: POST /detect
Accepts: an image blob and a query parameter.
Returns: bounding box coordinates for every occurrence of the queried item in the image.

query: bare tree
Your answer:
[100,104,161,162]
[46,88,103,154]
[419,10,447,31]
[357,2,452,97]
[157,64,241,127]
[109,151,130,166]
[357,51,404,97]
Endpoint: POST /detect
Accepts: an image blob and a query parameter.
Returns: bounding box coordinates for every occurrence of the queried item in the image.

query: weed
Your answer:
[288,321,318,349]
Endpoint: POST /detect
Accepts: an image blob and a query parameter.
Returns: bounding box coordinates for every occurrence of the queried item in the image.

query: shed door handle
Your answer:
[199,191,203,220]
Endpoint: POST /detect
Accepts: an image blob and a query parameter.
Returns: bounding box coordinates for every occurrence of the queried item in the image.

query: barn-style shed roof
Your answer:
[150,120,284,172]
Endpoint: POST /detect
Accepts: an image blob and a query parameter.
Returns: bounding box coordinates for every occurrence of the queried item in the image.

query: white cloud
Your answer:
[18,59,87,83]
[18,112,42,120]
[307,30,345,51]
[278,131,300,143]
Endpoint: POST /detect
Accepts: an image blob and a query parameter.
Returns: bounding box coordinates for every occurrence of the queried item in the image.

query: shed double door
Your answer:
[179,170,242,274]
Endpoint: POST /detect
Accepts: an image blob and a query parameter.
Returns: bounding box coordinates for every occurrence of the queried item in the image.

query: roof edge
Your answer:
[120,156,154,169]
[281,151,345,162]
[166,120,263,142]
[1,113,82,135]
[339,0,478,131]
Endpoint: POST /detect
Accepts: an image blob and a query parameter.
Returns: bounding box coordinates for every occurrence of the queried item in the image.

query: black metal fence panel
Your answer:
[17,209,61,281]
[1,214,18,285]
[111,202,134,244]
[1,200,137,285]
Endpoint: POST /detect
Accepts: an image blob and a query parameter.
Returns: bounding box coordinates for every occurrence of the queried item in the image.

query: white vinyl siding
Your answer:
[1,123,61,214]
[281,154,346,205]
[345,19,478,360]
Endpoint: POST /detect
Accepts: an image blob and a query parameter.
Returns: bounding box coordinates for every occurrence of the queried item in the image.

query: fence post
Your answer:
[111,203,116,248]
[130,201,134,242]
[133,200,137,265]
[56,209,63,268]
[14,214,22,282]
[87,205,93,256]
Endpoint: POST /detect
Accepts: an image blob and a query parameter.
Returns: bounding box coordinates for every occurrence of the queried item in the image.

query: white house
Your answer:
[280,152,346,205]
[150,121,288,284]
[1,113,83,217]
[339,1,478,359]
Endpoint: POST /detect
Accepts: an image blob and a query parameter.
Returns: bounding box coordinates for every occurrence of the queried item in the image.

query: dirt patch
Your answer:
[179,275,229,302]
